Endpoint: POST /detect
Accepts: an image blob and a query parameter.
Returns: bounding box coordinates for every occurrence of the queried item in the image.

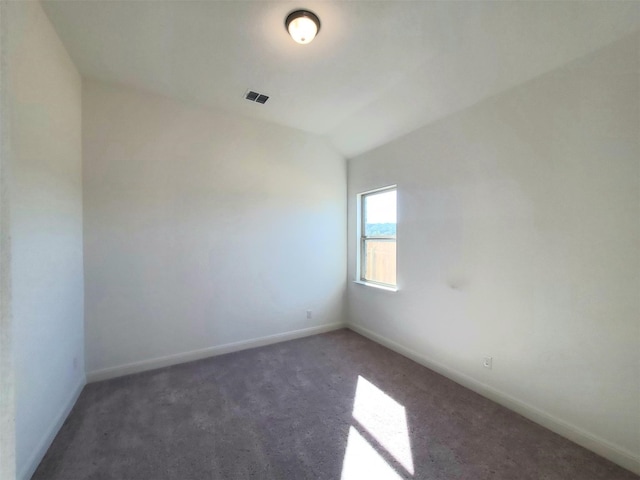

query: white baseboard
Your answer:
[87,322,346,383]
[348,323,640,476]
[19,375,86,480]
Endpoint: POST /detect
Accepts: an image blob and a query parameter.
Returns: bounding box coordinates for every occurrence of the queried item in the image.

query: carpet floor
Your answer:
[34,329,637,479]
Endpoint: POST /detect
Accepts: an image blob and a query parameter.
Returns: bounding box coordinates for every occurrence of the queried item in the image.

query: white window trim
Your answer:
[353,279,398,292]
[355,184,397,290]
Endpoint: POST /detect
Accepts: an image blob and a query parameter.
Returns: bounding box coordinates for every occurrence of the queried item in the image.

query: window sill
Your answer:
[353,280,398,292]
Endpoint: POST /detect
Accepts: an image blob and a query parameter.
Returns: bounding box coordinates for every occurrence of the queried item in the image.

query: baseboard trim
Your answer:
[87,322,346,383]
[347,323,640,476]
[18,374,86,480]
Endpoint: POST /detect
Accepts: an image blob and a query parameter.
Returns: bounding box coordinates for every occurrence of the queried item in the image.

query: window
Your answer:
[357,186,397,288]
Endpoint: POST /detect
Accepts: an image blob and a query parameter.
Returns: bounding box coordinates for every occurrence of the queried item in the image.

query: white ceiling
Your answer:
[42,0,640,158]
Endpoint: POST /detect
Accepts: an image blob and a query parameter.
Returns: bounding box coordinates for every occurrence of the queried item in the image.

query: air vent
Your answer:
[244,90,269,105]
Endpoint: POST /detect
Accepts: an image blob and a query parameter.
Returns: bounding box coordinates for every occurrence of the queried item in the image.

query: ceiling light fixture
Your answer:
[285,10,320,45]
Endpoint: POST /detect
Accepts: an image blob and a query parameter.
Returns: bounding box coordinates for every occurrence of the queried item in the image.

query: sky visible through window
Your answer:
[365,189,396,236]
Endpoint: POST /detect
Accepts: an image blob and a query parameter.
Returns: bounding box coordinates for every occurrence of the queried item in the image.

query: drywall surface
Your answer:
[5,1,85,478]
[347,34,640,472]
[82,80,346,375]
[0,2,15,478]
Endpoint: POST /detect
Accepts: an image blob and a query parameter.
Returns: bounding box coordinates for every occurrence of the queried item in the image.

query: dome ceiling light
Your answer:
[285,10,321,45]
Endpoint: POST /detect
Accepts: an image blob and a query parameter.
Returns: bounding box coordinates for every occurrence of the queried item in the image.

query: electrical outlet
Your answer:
[306,310,312,319]
[483,356,493,370]
[73,357,78,370]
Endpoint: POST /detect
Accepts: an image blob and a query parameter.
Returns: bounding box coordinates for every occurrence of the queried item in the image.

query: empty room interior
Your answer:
[2,0,640,479]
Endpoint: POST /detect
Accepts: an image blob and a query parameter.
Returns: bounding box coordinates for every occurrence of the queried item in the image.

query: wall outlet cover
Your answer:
[483,356,493,369]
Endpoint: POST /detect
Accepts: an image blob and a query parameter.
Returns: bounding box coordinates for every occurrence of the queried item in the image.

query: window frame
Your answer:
[356,185,397,289]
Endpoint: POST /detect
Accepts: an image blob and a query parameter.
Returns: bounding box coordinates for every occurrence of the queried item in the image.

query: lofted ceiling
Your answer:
[42,0,640,158]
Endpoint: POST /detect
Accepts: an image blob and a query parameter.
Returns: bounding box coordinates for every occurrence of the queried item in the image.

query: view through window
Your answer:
[359,186,397,287]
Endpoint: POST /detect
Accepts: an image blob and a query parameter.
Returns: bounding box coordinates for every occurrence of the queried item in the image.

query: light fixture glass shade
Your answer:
[286,10,320,44]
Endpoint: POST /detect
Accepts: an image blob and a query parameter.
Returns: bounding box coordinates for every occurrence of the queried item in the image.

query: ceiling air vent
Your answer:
[244,90,269,105]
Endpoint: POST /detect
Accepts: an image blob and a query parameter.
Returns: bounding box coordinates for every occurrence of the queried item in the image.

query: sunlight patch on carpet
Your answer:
[341,426,404,480]
[341,375,414,478]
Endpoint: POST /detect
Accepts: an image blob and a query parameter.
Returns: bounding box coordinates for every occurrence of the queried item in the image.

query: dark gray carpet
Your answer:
[34,329,637,479]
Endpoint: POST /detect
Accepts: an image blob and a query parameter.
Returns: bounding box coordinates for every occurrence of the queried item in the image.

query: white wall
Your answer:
[82,80,346,377]
[347,34,639,473]
[5,1,85,478]
[0,3,15,478]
